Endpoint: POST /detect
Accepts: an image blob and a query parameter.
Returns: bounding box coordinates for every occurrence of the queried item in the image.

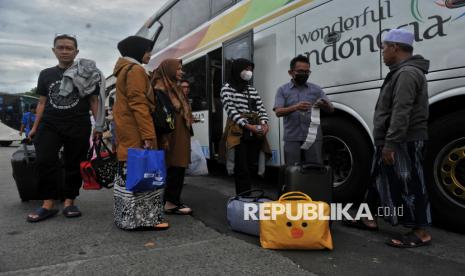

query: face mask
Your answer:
[294,73,309,85]
[240,70,253,81]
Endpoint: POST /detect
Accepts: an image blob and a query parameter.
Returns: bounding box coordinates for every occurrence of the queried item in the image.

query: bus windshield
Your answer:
[137,0,240,55]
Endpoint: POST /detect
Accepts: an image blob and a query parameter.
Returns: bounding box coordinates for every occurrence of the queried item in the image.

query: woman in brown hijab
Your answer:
[112,36,169,230]
[152,59,193,215]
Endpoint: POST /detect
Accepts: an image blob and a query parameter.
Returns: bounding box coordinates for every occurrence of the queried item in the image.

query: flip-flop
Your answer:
[387,232,432,248]
[27,208,59,223]
[342,218,379,231]
[165,204,192,215]
[62,205,82,218]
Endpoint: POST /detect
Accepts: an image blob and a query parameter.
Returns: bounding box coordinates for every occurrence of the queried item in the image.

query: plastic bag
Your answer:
[186,139,208,176]
[126,148,166,192]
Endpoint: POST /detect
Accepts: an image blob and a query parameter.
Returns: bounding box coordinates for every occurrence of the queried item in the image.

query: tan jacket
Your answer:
[113,58,156,161]
[219,118,272,162]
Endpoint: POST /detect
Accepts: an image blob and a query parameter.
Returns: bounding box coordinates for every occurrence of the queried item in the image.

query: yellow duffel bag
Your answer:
[259,191,333,250]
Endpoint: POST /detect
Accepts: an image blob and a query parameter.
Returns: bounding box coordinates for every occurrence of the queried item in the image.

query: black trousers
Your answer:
[34,121,91,200]
[165,166,186,205]
[234,139,260,195]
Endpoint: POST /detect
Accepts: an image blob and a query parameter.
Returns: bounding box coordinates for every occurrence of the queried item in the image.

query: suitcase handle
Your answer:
[300,163,328,174]
[21,139,33,164]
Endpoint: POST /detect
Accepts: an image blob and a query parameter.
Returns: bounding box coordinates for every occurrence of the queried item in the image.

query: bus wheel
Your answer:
[322,117,372,203]
[426,111,465,233]
[0,141,12,147]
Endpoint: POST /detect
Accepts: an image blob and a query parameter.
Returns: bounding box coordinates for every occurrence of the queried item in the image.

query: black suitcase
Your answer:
[11,141,65,201]
[279,163,333,203]
[11,142,40,201]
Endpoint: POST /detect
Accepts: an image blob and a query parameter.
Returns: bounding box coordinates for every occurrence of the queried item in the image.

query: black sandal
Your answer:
[165,204,192,215]
[387,232,432,248]
[62,206,82,218]
[27,208,59,223]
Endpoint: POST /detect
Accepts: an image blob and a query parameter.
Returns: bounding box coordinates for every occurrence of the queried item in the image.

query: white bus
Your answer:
[134,0,465,231]
[0,92,38,146]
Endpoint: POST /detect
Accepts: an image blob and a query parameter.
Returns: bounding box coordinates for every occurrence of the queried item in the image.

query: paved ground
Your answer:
[0,143,464,275]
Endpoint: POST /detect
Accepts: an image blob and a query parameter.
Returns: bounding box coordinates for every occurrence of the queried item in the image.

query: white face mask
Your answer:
[240,70,253,81]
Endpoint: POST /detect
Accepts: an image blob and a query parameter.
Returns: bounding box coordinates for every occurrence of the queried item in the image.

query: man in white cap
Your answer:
[344,28,432,248]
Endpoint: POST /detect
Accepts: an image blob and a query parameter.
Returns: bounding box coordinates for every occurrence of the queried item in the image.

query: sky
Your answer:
[0,0,168,93]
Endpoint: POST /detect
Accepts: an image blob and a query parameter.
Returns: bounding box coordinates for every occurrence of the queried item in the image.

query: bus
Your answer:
[134,0,465,231]
[0,92,38,146]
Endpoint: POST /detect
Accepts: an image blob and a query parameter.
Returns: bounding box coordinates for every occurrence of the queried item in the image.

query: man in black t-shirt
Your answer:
[26,34,101,222]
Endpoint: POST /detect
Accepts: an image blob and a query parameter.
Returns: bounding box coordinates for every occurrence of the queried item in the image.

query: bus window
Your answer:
[183,56,208,111]
[21,95,38,113]
[171,0,210,41]
[223,31,253,85]
[153,11,172,53]
[446,0,465,8]
[211,0,237,16]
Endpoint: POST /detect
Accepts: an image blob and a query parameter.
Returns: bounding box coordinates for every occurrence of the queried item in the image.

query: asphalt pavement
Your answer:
[0,143,464,276]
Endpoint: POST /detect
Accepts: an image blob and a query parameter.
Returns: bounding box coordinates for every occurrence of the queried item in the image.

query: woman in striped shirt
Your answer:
[220,58,270,195]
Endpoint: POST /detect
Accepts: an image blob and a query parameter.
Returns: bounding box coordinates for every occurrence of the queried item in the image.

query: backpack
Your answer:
[152,89,176,134]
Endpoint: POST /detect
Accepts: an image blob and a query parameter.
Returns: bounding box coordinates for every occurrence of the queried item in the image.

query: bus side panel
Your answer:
[381,1,465,79]
[295,0,382,88]
[254,18,296,166]
[328,88,380,133]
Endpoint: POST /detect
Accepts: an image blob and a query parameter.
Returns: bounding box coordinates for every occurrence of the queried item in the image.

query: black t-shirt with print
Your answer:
[36,66,97,125]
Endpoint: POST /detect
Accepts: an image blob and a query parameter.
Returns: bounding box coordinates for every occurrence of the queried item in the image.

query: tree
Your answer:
[22,87,37,96]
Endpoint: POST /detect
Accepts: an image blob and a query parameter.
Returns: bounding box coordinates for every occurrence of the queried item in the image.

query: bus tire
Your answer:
[0,141,12,147]
[321,116,373,203]
[426,111,465,233]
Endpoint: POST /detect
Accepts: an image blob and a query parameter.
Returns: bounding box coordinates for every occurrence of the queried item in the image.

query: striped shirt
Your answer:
[220,83,269,127]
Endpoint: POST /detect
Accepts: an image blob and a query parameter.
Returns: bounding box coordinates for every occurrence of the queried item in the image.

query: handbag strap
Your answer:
[86,142,97,161]
[93,136,113,159]
[279,191,312,202]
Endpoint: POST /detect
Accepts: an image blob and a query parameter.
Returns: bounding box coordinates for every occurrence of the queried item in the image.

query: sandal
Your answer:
[154,221,170,231]
[27,208,59,223]
[387,232,432,248]
[165,204,192,215]
[342,218,378,231]
[62,205,82,218]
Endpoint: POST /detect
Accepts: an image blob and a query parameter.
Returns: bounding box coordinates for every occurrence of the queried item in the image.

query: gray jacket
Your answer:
[373,55,429,150]
[59,58,106,132]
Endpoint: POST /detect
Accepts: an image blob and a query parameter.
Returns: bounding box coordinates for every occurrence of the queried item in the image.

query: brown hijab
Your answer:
[152,59,192,127]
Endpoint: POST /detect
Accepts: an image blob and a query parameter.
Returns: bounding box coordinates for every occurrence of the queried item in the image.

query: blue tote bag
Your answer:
[126,148,166,192]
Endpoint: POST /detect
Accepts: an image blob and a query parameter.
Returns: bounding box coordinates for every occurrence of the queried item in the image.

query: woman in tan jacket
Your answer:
[112,36,168,230]
[152,59,193,215]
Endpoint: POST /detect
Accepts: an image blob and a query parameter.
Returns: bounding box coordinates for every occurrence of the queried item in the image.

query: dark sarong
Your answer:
[366,141,432,227]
